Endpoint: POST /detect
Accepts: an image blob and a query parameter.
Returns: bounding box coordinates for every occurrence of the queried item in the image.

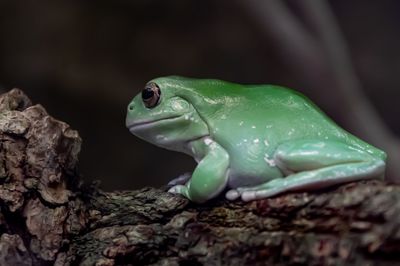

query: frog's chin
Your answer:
[126,115,185,134]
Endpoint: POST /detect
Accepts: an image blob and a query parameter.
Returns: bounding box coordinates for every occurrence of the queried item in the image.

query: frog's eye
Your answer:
[142,82,161,108]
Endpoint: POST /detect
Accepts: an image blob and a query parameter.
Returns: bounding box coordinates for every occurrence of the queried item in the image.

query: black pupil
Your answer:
[142,87,154,100]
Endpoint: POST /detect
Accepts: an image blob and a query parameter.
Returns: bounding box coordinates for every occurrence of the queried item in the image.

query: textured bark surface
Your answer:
[0,89,400,265]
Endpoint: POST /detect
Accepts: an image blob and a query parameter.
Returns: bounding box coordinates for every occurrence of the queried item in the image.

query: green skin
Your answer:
[126,76,386,203]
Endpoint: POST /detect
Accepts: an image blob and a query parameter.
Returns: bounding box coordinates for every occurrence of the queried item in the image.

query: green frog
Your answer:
[126,76,386,203]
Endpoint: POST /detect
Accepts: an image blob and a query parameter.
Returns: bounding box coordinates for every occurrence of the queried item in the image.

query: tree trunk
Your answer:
[0,89,399,266]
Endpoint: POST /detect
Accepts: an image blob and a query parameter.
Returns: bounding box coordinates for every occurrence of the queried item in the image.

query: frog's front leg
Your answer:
[227,139,385,202]
[168,138,230,203]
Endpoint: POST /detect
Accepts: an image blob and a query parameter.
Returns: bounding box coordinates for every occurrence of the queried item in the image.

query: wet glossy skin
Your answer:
[126,76,386,203]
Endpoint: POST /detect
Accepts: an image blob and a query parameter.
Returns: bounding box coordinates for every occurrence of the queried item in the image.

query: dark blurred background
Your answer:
[0,0,399,190]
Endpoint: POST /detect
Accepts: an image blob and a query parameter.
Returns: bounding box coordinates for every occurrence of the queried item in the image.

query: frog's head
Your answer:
[126,76,222,152]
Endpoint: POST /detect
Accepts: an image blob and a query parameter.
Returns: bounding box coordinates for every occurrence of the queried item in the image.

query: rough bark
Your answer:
[0,89,399,266]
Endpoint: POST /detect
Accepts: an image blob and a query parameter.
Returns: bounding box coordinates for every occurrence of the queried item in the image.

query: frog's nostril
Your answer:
[128,103,135,111]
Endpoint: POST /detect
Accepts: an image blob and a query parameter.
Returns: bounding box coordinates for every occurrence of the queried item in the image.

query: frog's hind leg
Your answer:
[226,139,385,202]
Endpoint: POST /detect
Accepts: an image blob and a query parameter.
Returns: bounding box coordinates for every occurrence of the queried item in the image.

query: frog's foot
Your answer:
[168,172,192,186]
[225,189,240,201]
[226,183,283,201]
[168,184,188,195]
[226,139,386,202]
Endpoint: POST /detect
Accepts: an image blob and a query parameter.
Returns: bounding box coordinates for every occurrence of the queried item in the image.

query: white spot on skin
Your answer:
[184,114,189,120]
[252,125,256,129]
[204,138,213,146]
[314,142,326,148]
[172,101,184,111]
[264,140,269,146]
[243,139,248,142]
[266,125,273,129]
[221,114,227,120]
[239,121,244,126]
[264,154,276,167]
[253,139,259,144]
[209,142,217,150]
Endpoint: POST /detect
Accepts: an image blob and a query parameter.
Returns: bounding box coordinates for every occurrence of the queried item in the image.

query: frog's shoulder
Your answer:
[242,84,314,104]
[244,83,336,119]
[244,83,305,97]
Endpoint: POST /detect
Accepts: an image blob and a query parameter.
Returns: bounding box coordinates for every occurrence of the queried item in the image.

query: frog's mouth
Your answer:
[126,115,184,132]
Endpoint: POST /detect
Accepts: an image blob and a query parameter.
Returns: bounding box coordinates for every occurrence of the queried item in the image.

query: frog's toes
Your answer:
[226,188,261,201]
[225,189,240,201]
[235,187,283,202]
[168,185,185,195]
[168,172,192,186]
[225,187,257,201]
[239,191,256,202]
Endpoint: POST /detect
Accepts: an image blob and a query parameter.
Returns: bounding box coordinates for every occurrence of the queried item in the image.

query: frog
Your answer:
[126,76,386,203]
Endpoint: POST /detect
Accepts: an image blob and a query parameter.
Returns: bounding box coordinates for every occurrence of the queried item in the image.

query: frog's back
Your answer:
[217,83,386,161]
[156,77,385,161]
